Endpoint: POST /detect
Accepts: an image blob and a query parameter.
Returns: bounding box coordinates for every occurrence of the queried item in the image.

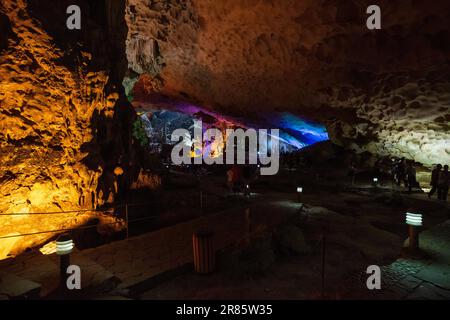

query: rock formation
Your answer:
[125,0,450,166]
[0,0,137,259]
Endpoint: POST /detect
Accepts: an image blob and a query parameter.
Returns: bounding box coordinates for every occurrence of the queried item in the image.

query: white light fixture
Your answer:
[56,234,74,255]
[297,187,303,193]
[373,178,378,183]
[406,212,422,227]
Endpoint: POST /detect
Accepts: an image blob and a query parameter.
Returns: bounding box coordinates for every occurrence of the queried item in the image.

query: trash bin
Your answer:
[192,230,215,274]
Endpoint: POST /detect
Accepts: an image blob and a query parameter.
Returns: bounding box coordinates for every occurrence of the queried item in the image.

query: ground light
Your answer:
[245,184,251,197]
[406,212,422,251]
[297,187,303,203]
[373,177,379,187]
[56,233,74,288]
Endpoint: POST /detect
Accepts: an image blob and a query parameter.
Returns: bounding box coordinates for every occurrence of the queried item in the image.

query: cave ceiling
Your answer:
[125,0,450,166]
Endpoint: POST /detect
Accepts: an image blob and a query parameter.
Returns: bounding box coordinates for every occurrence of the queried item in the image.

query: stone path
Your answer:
[344,219,450,299]
[82,195,298,294]
[0,248,117,298]
[383,220,450,299]
[0,194,299,298]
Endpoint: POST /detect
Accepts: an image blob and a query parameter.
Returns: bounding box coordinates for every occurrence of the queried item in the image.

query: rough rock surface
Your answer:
[125,0,450,166]
[0,0,136,259]
[1,0,449,260]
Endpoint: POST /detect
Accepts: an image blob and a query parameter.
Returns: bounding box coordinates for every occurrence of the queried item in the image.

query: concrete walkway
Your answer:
[82,195,299,294]
[380,220,450,299]
[344,218,450,300]
[0,194,299,298]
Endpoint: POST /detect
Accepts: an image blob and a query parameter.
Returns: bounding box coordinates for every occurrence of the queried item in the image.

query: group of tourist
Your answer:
[392,158,418,192]
[429,164,449,201]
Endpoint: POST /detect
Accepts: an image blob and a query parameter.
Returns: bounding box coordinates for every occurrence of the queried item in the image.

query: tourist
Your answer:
[428,164,442,198]
[113,160,126,203]
[406,161,417,193]
[437,165,449,201]
[391,158,399,184]
[397,158,407,187]
[226,167,234,193]
[242,165,252,197]
[348,155,357,185]
[232,165,242,194]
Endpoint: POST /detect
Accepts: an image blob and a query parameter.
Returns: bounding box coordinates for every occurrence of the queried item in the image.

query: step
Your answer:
[0,272,41,299]
[0,249,120,298]
[0,251,59,297]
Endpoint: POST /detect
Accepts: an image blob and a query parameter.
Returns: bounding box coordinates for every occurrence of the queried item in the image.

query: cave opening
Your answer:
[131,106,330,158]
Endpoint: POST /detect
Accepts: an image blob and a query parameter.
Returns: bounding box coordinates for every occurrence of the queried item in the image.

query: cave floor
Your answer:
[133,166,449,300]
[133,172,450,300]
[1,165,449,300]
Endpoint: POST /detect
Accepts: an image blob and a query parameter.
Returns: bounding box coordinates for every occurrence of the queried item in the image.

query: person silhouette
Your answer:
[437,165,449,201]
[428,164,442,198]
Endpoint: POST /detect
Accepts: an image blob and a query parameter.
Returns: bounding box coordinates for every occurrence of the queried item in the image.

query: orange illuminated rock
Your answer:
[0,0,136,260]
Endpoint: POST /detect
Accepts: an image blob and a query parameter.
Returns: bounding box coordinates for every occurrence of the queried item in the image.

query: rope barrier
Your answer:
[0,209,104,216]
[0,199,167,216]
[0,191,226,239]
[0,214,160,240]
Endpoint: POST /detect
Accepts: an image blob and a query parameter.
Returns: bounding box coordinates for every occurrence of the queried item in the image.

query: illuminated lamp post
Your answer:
[297,187,303,203]
[56,233,74,288]
[373,177,379,187]
[245,184,251,197]
[406,212,422,251]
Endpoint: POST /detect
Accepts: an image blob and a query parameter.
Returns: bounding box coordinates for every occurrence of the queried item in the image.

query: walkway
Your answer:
[344,218,450,299]
[0,194,299,299]
[381,219,450,299]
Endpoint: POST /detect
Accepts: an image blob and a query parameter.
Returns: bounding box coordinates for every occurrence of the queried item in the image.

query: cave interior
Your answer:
[0,0,449,300]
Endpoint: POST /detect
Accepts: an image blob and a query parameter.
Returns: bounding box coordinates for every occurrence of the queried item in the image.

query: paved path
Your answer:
[0,194,299,298]
[381,220,450,299]
[0,248,117,298]
[82,195,299,293]
[344,219,450,299]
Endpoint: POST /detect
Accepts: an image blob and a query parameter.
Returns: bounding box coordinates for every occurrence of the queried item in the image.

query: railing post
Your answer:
[125,203,129,240]
[200,190,203,213]
[321,234,326,298]
[245,207,251,245]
